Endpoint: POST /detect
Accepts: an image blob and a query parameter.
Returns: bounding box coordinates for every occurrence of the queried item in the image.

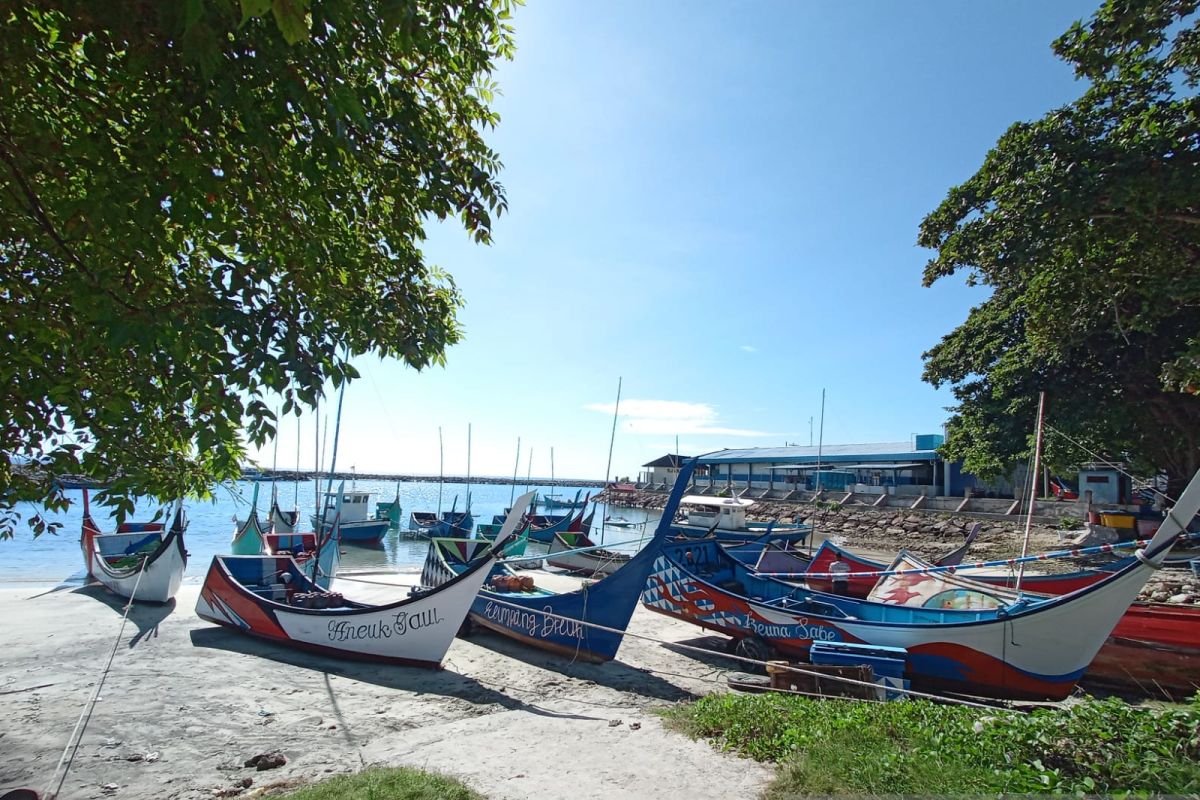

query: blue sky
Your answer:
[250,0,1100,481]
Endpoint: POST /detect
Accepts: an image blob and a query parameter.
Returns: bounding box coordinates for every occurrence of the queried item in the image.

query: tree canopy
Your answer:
[0,0,515,535]
[919,0,1200,491]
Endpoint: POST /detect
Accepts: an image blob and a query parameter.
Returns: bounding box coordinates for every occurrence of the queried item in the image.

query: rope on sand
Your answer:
[44,559,148,800]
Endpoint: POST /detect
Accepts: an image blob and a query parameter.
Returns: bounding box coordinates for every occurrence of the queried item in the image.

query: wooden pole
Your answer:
[1016,391,1046,593]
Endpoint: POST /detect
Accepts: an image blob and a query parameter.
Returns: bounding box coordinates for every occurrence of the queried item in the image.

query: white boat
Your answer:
[81,490,187,604]
[195,493,533,667]
[546,531,632,577]
[309,489,390,545]
[672,495,815,544]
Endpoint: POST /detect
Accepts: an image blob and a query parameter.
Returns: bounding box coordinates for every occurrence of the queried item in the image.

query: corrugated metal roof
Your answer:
[699,442,940,464]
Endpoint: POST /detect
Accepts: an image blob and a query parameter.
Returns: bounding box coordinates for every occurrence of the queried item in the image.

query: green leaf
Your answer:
[271,0,311,44]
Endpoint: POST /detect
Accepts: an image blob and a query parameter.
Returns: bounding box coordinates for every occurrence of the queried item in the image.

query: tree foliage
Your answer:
[919,0,1200,489]
[0,0,516,535]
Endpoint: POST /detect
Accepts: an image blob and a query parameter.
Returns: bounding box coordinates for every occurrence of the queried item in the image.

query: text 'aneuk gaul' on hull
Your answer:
[194,493,536,667]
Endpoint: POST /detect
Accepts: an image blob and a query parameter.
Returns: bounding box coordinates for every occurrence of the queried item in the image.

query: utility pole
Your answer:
[815,390,825,492]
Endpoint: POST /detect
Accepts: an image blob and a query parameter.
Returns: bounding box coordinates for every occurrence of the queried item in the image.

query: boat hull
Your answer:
[546,532,631,577]
[422,463,698,662]
[195,548,499,668]
[803,540,1134,597]
[231,514,265,555]
[642,535,1171,701]
[82,510,187,604]
[311,516,388,545]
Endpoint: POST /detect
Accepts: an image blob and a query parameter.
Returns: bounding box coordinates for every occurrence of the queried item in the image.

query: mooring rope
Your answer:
[44,557,149,799]
[1044,424,1176,505]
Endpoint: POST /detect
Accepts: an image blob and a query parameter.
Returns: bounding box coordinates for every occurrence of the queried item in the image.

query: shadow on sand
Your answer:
[69,584,177,648]
[188,626,603,721]
[454,626,701,702]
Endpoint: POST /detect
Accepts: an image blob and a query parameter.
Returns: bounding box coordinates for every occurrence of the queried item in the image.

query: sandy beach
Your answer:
[0,574,770,800]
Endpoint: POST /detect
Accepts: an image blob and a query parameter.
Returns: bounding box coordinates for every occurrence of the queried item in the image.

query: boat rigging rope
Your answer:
[478,593,1022,712]
[1044,424,1177,505]
[755,532,1194,581]
[44,557,149,800]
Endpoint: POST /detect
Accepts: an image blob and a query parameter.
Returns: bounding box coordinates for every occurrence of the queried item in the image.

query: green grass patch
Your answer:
[663,692,1200,796]
[278,767,483,800]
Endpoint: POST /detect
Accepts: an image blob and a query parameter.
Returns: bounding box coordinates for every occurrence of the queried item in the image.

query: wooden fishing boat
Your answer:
[409,495,474,538]
[421,462,698,662]
[546,531,632,577]
[565,495,591,533]
[745,526,980,595]
[1085,602,1200,697]
[269,499,300,534]
[864,550,1200,697]
[409,510,441,536]
[435,503,474,537]
[802,538,1136,598]
[641,469,1200,701]
[231,483,266,555]
[473,521,531,558]
[540,490,586,510]
[376,483,403,528]
[524,509,577,544]
[81,491,187,604]
[671,495,814,545]
[195,498,531,668]
[310,489,389,545]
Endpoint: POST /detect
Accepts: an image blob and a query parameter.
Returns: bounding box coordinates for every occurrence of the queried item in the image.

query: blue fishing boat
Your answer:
[409,494,474,538]
[435,493,474,537]
[524,508,577,544]
[310,489,389,545]
[420,460,698,663]
[640,467,1200,700]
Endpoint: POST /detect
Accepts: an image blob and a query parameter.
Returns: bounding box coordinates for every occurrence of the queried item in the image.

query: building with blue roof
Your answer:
[689,434,962,496]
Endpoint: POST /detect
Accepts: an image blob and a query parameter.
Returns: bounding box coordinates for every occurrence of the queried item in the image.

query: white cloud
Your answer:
[583,399,768,437]
[740,345,757,353]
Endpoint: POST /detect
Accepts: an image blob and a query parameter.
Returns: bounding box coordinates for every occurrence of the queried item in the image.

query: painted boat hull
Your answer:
[376,500,402,527]
[803,540,1136,598]
[1083,602,1200,696]
[231,514,266,555]
[270,504,299,534]
[82,507,187,604]
[671,523,813,547]
[195,547,499,668]
[546,531,632,578]
[751,540,1199,697]
[310,516,389,545]
[422,462,698,662]
[433,511,474,537]
[641,524,1186,700]
[525,512,576,544]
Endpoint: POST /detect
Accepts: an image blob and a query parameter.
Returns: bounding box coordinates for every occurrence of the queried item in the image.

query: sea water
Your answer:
[0,479,660,584]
